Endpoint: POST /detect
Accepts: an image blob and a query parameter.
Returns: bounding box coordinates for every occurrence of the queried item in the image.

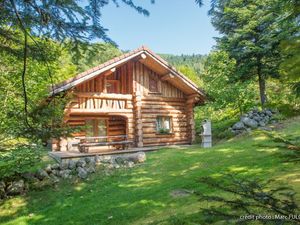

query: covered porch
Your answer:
[53,113,135,152]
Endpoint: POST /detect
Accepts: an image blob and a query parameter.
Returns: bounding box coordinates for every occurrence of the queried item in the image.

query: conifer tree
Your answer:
[209,0,298,106]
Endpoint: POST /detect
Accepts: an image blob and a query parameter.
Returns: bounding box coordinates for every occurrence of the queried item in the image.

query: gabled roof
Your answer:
[51,46,206,100]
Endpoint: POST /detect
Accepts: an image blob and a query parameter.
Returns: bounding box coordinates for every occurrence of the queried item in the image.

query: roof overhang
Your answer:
[50,46,206,103]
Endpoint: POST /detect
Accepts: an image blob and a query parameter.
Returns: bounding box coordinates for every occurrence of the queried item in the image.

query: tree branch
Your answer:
[9,0,31,128]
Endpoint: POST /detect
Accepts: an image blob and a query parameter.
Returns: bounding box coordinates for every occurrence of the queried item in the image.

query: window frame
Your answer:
[85,119,108,142]
[106,80,120,93]
[156,116,173,135]
[149,76,159,93]
[148,75,162,95]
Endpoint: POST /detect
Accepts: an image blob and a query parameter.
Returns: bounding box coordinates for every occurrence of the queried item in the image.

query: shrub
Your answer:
[0,145,44,181]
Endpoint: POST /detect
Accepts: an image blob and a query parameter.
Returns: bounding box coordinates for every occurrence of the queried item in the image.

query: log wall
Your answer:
[75,62,133,94]
[58,60,196,151]
[132,62,191,146]
[133,62,185,98]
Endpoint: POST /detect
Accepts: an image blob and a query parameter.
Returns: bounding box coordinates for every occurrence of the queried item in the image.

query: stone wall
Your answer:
[0,152,146,199]
[230,108,278,135]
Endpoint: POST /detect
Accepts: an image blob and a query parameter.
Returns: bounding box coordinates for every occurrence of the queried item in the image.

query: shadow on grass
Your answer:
[0,134,299,225]
[150,174,300,225]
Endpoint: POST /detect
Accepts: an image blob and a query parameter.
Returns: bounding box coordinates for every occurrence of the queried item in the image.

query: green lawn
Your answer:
[1,117,300,225]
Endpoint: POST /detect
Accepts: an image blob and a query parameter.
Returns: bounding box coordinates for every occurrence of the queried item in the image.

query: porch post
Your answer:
[186,96,198,144]
[133,91,143,147]
[59,137,68,151]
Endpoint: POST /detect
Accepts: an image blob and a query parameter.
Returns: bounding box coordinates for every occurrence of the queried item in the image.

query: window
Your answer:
[149,77,159,93]
[106,80,119,93]
[156,116,172,134]
[85,119,107,142]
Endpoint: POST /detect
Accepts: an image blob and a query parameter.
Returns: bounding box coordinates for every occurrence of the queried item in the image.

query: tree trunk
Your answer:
[257,60,267,107]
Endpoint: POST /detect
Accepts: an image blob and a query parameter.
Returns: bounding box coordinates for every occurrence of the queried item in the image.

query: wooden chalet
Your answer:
[51,46,205,153]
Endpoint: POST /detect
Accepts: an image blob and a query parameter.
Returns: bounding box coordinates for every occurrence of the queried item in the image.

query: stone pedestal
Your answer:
[201,120,212,148]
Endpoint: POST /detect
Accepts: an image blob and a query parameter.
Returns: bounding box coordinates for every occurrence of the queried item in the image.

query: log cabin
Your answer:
[51,46,206,153]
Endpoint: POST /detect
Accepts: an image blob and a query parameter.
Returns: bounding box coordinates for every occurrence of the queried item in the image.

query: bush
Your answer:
[195,106,239,141]
[0,145,44,181]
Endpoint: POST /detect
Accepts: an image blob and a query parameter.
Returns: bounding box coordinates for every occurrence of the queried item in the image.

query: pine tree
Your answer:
[210,0,298,106]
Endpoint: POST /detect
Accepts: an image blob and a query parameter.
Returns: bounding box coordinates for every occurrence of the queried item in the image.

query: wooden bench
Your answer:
[75,135,133,153]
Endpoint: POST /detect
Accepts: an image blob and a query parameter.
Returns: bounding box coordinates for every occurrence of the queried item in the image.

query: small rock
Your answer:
[84,157,91,163]
[95,155,101,165]
[105,164,115,169]
[114,157,128,165]
[232,121,245,130]
[59,169,72,179]
[68,160,77,170]
[86,166,96,174]
[44,164,52,174]
[77,167,88,179]
[6,180,25,195]
[125,161,135,168]
[86,159,96,168]
[258,121,266,127]
[51,163,60,170]
[51,169,60,177]
[241,117,258,128]
[85,157,95,164]
[253,116,261,122]
[130,152,146,163]
[36,169,49,180]
[99,155,113,163]
[76,159,86,168]
[265,110,273,116]
[60,160,69,170]
[113,164,120,169]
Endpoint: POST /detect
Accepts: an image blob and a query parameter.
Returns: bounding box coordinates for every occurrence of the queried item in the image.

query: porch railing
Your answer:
[71,92,133,110]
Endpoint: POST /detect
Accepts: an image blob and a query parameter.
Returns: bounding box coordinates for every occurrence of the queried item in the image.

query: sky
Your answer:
[101,0,219,55]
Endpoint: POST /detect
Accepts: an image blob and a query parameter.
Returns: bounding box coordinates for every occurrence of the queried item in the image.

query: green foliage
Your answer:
[261,131,300,162]
[196,174,300,224]
[0,0,152,147]
[0,37,77,146]
[0,0,151,55]
[68,42,122,73]
[195,106,239,140]
[194,51,257,140]
[160,54,206,75]
[202,50,257,113]
[0,145,43,181]
[280,37,300,98]
[209,0,298,106]
[192,0,300,138]
[177,65,203,87]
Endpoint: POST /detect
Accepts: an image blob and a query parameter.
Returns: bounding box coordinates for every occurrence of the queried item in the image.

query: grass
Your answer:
[0,117,300,225]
